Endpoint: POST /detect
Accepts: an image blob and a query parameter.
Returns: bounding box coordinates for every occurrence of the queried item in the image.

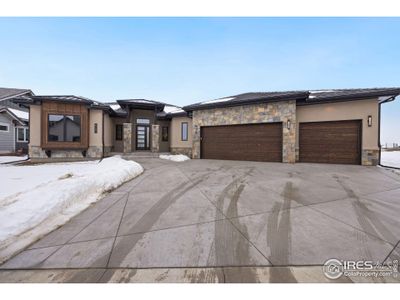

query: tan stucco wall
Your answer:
[296,99,379,150]
[89,109,103,147]
[170,116,193,149]
[104,113,113,147]
[29,105,41,146]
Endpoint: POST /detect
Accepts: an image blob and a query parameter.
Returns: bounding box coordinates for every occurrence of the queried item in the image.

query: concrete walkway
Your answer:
[1,158,400,283]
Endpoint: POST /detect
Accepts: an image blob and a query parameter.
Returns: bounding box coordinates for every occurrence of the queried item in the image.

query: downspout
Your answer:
[378,95,400,169]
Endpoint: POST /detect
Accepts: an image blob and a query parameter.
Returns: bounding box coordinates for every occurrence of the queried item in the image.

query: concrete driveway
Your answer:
[1,158,400,283]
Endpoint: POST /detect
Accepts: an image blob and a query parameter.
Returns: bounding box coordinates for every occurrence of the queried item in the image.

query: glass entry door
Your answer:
[136,125,150,150]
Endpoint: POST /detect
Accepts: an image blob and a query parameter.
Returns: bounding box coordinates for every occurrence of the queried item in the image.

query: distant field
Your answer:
[381,151,400,168]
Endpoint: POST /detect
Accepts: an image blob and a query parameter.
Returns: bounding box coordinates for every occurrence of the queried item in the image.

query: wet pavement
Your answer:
[1,158,400,283]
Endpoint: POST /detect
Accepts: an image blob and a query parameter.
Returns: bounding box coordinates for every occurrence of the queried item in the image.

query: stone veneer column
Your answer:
[151,124,160,152]
[192,100,297,163]
[123,123,132,153]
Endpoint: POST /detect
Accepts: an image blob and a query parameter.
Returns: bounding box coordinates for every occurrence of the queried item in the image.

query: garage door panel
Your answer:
[201,123,282,162]
[299,120,361,165]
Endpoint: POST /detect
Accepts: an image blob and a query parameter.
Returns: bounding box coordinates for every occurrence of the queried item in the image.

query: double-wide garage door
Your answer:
[201,123,282,162]
[299,120,362,165]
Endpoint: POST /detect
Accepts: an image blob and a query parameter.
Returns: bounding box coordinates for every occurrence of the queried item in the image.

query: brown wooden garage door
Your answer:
[200,123,282,162]
[299,120,362,164]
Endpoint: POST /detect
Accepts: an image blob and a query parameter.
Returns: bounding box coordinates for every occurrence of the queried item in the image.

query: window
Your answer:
[136,118,150,125]
[48,114,81,142]
[116,124,123,140]
[94,123,98,134]
[0,122,9,132]
[162,126,169,142]
[16,127,29,142]
[181,122,188,141]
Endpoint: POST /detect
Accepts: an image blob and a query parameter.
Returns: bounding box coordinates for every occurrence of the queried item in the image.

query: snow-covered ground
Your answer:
[0,156,143,263]
[381,151,400,168]
[159,154,190,162]
[0,156,28,164]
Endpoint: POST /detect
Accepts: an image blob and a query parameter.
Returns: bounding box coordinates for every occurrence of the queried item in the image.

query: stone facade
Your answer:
[170,147,192,157]
[29,145,90,162]
[151,124,160,152]
[87,146,103,158]
[362,149,380,166]
[123,123,132,153]
[192,100,297,163]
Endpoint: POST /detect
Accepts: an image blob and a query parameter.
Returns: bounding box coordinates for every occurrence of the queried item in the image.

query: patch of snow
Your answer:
[109,104,121,111]
[201,97,234,105]
[159,154,190,162]
[309,90,335,94]
[0,156,143,263]
[8,108,29,121]
[163,105,184,114]
[0,156,28,164]
[381,151,400,168]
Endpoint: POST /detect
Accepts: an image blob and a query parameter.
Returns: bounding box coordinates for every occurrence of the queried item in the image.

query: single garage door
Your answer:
[299,120,362,164]
[201,123,282,162]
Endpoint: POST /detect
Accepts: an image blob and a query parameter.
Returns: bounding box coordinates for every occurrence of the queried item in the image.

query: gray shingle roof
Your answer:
[0,88,32,101]
[307,87,400,102]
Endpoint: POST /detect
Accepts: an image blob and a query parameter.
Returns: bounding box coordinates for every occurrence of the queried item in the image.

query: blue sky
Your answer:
[0,17,399,144]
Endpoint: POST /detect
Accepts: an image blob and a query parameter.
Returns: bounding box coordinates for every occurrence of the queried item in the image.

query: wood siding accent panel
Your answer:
[200,123,283,162]
[41,101,89,149]
[299,120,362,165]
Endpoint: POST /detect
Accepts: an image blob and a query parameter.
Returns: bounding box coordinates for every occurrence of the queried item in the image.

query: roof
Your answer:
[183,88,400,111]
[183,91,310,111]
[0,88,33,101]
[306,87,400,102]
[0,106,26,125]
[116,99,167,111]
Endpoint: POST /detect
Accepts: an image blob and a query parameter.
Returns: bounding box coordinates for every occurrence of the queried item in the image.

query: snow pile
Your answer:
[201,97,234,105]
[9,108,29,121]
[381,151,400,168]
[0,156,28,164]
[0,156,143,263]
[159,154,190,162]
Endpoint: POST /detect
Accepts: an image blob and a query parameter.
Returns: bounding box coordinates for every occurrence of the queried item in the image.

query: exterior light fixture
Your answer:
[367,115,372,127]
[287,120,291,130]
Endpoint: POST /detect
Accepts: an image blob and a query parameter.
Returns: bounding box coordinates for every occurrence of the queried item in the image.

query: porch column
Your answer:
[123,123,132,153]
[151,124,160,152]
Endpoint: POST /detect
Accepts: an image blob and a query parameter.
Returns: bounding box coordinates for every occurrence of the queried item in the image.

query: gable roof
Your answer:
[0,88,33,101]
[183,88,400,111]
[0,106,26,125]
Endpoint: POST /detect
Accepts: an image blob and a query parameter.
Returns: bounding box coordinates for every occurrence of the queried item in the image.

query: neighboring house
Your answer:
[14,87,400,165]
[0,106,29,154]
[0,87,33,154]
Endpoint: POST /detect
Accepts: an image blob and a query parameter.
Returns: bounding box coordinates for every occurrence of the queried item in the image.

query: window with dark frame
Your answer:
[48,114,81,142]
[116,124,123,140]
[94,123,98,134]
[162,126,168,142]
[181,122,188,141]
[0,123,9,132]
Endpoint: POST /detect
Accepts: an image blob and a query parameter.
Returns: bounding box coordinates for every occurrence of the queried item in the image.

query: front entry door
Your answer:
[136,125,150,150]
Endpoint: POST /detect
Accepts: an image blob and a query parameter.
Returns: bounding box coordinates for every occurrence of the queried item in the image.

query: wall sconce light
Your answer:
[367,115,372,127]
[287,120,291,130]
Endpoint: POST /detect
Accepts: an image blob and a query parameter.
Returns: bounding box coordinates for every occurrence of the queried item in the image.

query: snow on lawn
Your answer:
[0,156,143,263]
[0,156,28,164]
[159,154,190,162]
[381,151,400,168]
